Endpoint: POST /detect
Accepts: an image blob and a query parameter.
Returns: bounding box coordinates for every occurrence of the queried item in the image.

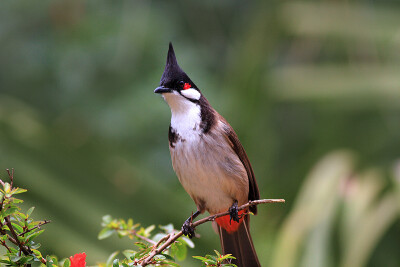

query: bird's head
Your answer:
[154,43,202,107]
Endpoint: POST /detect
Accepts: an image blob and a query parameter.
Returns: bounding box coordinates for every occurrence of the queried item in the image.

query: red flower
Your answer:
[70,252,86,267]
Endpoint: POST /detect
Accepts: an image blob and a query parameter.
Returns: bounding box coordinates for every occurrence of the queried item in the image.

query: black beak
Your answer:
[154,86,172,94]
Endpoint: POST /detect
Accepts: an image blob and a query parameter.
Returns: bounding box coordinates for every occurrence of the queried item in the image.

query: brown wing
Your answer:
[220,117,260,214]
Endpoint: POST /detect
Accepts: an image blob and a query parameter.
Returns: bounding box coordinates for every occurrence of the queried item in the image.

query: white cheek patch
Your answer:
[181,88,201,100]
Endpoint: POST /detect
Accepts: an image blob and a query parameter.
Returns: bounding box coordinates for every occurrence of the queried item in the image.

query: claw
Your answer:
[182,219,195,238]
[229,201,243,224]
[181,210,200,239]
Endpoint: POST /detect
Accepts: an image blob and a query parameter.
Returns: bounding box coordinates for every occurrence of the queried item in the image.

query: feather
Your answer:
[219,115,260,214]
[218,215,261,267]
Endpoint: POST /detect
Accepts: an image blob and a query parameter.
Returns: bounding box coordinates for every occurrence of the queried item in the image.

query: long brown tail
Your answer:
[218,215,261,267]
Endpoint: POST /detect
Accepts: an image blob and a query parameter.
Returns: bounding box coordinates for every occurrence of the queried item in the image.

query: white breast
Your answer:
[170,123,248,214]
[162,91,249,215]
[164,91,202,139]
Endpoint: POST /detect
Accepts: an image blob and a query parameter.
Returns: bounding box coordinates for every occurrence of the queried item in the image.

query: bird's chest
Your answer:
[169,124,246,213]
[169,124,204,178]
[169,109,209,195]
[167,105,248,213]
[170,132,223,212]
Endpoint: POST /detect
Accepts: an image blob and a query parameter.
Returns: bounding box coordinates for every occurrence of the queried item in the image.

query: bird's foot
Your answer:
[229,201,243,224]
[181,218,196,239]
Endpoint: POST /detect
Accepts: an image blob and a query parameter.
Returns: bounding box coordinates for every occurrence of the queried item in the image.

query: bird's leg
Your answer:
[182,210,201,239]
[229,200,243,223]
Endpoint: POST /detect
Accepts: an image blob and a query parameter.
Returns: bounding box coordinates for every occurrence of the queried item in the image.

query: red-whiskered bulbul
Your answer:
[154,43,260,267]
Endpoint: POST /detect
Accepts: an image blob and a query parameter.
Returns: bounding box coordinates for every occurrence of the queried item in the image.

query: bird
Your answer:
[154,43,261,267]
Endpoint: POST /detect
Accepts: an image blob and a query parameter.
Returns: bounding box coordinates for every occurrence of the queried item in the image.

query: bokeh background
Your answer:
[1,0,400,266]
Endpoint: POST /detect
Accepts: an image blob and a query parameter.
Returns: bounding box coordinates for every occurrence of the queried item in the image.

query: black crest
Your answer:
[159,43,197,89]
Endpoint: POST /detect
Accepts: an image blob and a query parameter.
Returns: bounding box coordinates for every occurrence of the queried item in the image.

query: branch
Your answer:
[110,226,156,245]
[18,220,51,237]
[0,169,47,265]
[1,240,12,253]
[134,232,157,245]
[0,221,23,253]
[6,169,14,188]
[5,216,31,255]
[140,198,285,266]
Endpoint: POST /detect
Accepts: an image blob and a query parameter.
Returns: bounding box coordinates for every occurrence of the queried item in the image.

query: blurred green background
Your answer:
[1,0,400,266]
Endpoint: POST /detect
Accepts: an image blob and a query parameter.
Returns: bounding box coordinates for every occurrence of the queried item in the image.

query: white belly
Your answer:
[170,126,249,214]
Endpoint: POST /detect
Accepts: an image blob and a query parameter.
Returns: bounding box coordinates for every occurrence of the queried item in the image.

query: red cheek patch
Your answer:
[183,83,191,90]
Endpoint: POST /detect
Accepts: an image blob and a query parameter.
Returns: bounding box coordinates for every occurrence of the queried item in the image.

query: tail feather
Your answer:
[218,215,261,267]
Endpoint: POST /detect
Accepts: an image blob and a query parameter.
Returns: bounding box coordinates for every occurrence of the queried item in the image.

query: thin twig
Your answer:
[110,226,157,245]
[1,240,12,253]
[133,231,157,245]
[19,220,51,237]
[140,198,285,266]
[154,233,172,248]
[6,169,14,188]
[142,232,182,266]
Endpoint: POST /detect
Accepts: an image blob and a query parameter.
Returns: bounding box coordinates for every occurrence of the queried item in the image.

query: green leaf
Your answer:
[181,236,195,248]
[112,259,119,267]
[135,242,148,250]
[170,241,187,261]
[12,198,23,204]
[193,255,216,264]
[122,250,136,260]
[143,225,155,236]
[46,256,54,267]
[159,260,181,267]
[106,251,119,266]
[159,224,175,233]
[160,253,175,261]
[152,233,167,243]
[11,255,22,262]
[98,227,115,240]
[17,212,27,220]
[117,230,129,237]
[220,254,236,260]
[4,183,11,194]
[102,215,113,224]
[11,188,27,195]
[11,222,23,233]
[0,234,7,242]
[3,206,18,217]
[26,207,35,218]
[193,256,209,261]
[51,256,58,265]
[134,246,152,258]
[63,259,71,267]
[32,249,43,259]
[8,247,18,253]
[31,242,41,249]
[18,255,34,265]
[26,229,45,243]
